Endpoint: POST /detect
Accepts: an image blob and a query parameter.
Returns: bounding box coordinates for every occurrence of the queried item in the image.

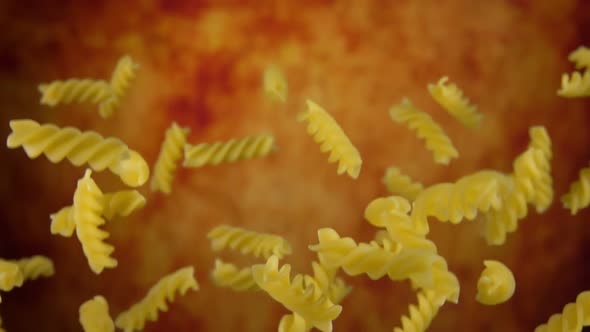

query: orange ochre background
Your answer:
[0,0,590,331]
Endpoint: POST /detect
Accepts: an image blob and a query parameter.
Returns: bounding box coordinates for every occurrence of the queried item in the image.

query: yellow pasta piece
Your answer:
[73,169,117,274]
[557,70,590,98]
[11,255,54,282]
[568,46,590,70]
[211,259,259,292]
[99,55,139,118]
[0,260,24,291]
[263,64,288,104]
[39,79,112,107]
[150,122,190,194]
[561,163,590,215]
[297,99,363,179]
[389,98,459,165]
[534,290,590,332]
[115,266,199,332]
[207,224,292,259]
[51,190,146,237]
[382,167,424,201]
[476,260,515,305]
[183,134,276,168]
[393,290,442,332]
[79,295,115,332]
[278,312,311,332]
[528,126,552,161]
[311,261,351,305]
[427,76,482,128]
[0,314,4,332]
[512,147,553,213]
[6,119,149,187]
[252,255,342,332]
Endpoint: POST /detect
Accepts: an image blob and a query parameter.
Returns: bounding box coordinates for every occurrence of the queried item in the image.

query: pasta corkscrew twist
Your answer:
[0,260,24,291]
[39,79,112,107]
[534,291,590,332]
[207,224,292,259]
[151,122,190,194]
[393,290,442,332]
[512,147,553,213]
[389,98,458,165]
[557,70,590,97]
[211,259,259,292]
[183,134,276,168]
[562,164,590,215]
[11,255,55,281]
[427,76,482,128]
[297,99,362,179]
[382,167,424,201]
[278,312,310,332]
[115,267,199,332]
[79,295,115,332]
[99,56,139,118]
[476,260,515,305]
[568,46,590,69]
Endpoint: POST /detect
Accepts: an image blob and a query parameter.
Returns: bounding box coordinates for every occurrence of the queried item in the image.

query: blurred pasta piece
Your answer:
[263,64,288,103]
[79,295,115,332]
[427,76,482,128]
[561,163,590,215]
[207,224,292,259]
[534,290,590,332]
[382,167,424,201]
[151,122,190,194]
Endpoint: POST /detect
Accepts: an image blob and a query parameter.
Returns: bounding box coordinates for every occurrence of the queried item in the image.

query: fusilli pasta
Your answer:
[382,167,424,201]
[115,266,199,332]
[99,55,139,118]
[561,163,590,215]
[0,260,23,291]
[476,260,515,305]
[568,46,590,70]
[393,290,442,332]
[557,70,590,98]
[427,76,482,128]
[297,99,362,179]
[278,312,310,332]
[79,295,115,332]
[389,98,458,165]
[183,134,276,168]
[151,122,190,194]
[11,255,54,281]
[39,79,112,107]
[534,290,590,332]
[207,224,292,259]
[263,64,288,103]
[211,259,259,291]
[512,147,553,213]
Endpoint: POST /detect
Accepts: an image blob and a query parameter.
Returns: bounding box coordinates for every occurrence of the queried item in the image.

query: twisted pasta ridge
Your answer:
[297,99,362,179]
[476,260,515,305]
[6,119,149,187]
[151,122,190,194]
[12,255,54,281]
[557,70,590,97]
[252,255,342,332]
[568,46,590,70]
[562,165,590,215]
[534,291,590,332]
[73,169,117,274]
[512,147,553,213]
[39,79,112,107]
[99,56,139,118]
[382,167,424,201]
[311,261,351,305]
[278,312,311,332]
[389,98,458,165]
[0,260,24,291]
[79,295,115,332]
[263,64,288,103]
[427,76,482,128]
[393,290,442,332]
[115,266,199,332]
[207,224,292,259]
[528,126,552,161]
[211,259,259,291]
[183,134,276,168]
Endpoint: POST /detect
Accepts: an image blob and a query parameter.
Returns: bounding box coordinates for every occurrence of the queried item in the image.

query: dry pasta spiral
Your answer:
[151,122,190,194]
[557,70,590,98]
[115,266,199,332]
[183,134,276,168]
[39,79,112,107]
[427,76,482,128]
[382,167,424,201]
[263,64,288,104]
[561,164,590,215]
[99,56,139,118]
[0,260,24,291]
[476,260,515,305]
[79,295,115,332]
[393,290,442,332]
[252,255,342,332]
[311,261,351,305]
[207,224,292,259]
[528,126,552,161]
[6,119,149,187]
[534,291,590,332]
[73,169,117,274]
[512,147,553,213]
[11,255,54,281]
[211,259,259,291]
[278,312,310,332]
[569,46,590,69]
[297,99,362,179]
[389,98,458,165]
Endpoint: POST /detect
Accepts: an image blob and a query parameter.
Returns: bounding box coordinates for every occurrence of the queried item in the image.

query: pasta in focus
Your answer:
[427,76,482,128]
[11,255,54,282]
[151,122,190,194]
[79,295,115,332]
[534,290,590,332]
[476,260,515,306]
[39,79,112,107]
[99,56,139,118]
[207,224,292,259]
[211,259,259,292]
[183,134,276,168]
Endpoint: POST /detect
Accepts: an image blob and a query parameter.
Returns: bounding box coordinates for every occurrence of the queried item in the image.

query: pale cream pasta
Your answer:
[427,76,482,128]
[534,290,590,332]
[79,295,115,332]
[263,64,288,104]
[476,260,515,305]
[184,134,276,168]
[207,224,292,259]
[151,122,190,194]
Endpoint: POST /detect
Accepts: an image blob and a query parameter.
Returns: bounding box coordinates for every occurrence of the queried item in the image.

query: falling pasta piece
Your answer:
[382,167,424,201]
[393,290,442,332]
[73,169,117,274]
[207,225,292,259]
[183,134,276,168]
[11,255,54,282]
[99,55,139,118]
[0,260,24,291]
[568,46,590,70]
[211,259,259,291]
[115,266,199,332]
[557,70,590,97]
[151,122,190,194]
[534,290,590,332]
[476,260,515,305]
[79,295,115,332]
[561,163,590,215]
[39,79,112,107]
[297,99,362,179]
[263,64,288,103]
[427,76,482,128]
[278,312,310,332]
[389,98,459,165]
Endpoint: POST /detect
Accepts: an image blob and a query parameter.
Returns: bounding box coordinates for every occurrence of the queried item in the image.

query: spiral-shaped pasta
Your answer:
[73,169,117,274]
[528,126,552,161]
[569,46,590,69]
[393,290,442,332]
[297,99,363,179]
[278,312,311,332]
[115,266,199,332]
[311,261,351,305]
[382,167,424,201]
[263,64,288,104]
[11,255,54,281]
[79,295,115,332]
[427,76,482,128]
[557,70,590,98]
[252,255,342,332]
[534,290,590,332]
[183,134,276,168]
[211,259,259,291]
[389,98,459,165]
[99,56,139,118]
[6,119,149,187]
[207,224,292,259]
[0,260,24,291]
[562,164,590,215]
[476,260,515,305]
[39,79,112,107]
[512,147,553,213]
[151,122,190,194]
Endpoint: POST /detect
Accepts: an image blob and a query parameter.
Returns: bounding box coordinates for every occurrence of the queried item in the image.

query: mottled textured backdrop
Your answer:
[1,0,590,331]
